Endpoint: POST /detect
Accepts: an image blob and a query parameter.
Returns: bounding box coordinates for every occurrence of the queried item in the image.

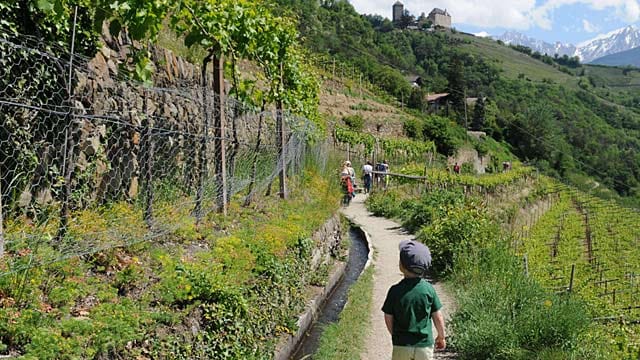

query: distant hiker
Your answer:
[363,161,374,194]
[382,160,390,189]
[502,161,511,172]
[340,162,354,206]
[383,240,446,360]
[453,162,460,174]
[375,161,385,186]
[345,160,356,196]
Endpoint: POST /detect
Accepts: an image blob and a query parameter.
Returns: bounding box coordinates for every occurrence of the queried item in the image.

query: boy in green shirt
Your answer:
[382,240,446,360]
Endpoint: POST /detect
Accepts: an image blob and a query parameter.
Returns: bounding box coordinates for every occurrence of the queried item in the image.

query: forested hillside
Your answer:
[279,0,640,204]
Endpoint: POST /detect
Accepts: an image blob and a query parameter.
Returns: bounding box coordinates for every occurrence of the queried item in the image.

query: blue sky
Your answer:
[349,0,640,45]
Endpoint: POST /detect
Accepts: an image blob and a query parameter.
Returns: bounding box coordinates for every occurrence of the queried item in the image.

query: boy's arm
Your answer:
[384,313,394,335]
[432,310,446,350]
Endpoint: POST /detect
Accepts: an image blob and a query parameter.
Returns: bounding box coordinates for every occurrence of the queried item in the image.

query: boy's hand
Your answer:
[435,335,446,350]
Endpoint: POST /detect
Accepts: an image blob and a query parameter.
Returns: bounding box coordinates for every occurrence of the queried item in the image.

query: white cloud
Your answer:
[474,31,491,37]
[535,0,640,24]
[582,19,599,32]
[348,0,640,29]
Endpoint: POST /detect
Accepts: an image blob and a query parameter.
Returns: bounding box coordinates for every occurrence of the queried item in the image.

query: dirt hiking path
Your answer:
[341,194,457,360]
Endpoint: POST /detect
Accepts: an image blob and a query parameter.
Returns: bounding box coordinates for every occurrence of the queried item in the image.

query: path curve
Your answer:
[341,194,457,360]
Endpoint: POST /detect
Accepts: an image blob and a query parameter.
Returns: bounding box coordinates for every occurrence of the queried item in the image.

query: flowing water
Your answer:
[291,227,370,359]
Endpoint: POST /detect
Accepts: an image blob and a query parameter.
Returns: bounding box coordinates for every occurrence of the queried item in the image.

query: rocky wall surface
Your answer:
[274,213,346,360]
[17,32,220,211]
[310,214,343,269]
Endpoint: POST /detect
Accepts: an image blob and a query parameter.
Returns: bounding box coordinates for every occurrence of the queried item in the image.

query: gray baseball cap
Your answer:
[399,240,432,275]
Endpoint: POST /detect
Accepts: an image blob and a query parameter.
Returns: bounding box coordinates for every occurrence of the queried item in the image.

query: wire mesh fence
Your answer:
[0,27,319,277]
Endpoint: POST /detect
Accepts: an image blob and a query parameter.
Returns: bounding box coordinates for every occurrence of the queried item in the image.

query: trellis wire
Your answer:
[0,27,320,277]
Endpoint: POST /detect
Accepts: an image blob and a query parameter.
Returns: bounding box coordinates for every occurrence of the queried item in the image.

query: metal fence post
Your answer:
[141,89,154,227]
[55,6,79,243]
[195,53,213,223]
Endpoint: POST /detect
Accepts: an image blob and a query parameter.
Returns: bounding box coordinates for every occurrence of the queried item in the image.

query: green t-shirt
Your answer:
[382,277,442,347]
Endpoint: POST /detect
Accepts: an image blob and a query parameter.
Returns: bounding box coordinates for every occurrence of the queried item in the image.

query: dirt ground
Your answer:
[341,194,457,360]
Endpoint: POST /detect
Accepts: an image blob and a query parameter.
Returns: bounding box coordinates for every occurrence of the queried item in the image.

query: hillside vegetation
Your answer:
[366,165,639,358]
[278,0,640,205]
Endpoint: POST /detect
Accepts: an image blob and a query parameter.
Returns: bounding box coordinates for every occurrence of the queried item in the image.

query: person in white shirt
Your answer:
[362,161,373,194]
[345,161,356,196]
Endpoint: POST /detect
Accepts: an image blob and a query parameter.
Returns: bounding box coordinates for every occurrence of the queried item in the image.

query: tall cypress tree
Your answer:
[471,96,486,131]
[447,56,466,115]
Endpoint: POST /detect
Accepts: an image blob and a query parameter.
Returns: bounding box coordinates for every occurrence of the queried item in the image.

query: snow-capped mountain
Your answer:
[493,26,640,63]
[494,31,576,58]
[576,26,640,63]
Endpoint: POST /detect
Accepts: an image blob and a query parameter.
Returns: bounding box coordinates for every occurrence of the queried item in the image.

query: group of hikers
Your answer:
[340,159,389,206]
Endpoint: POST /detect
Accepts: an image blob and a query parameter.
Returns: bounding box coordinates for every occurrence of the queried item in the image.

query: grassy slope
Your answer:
[456,32,640,94]
[453,33,578,85]
[583,64,640,89]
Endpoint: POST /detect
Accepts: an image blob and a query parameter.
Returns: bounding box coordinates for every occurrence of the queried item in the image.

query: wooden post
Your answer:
[213,52,228,214]
[0,166,4,258]
[612,288,616,305]
[523,254,529,277]
[463,89,468,130]
[276,63,287,200]
[276,100,287,199]
[569,264,575,292]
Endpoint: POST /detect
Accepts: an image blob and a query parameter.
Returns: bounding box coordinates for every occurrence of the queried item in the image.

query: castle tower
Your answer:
[392,1,404,22]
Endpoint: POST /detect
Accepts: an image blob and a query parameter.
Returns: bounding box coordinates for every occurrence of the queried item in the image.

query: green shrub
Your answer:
[416,203,494,273]
[422,115,464,155]
[400,190,465,233]
[450,245,594,359]
[343,114,365,131]
[365,190,404,218]
[461,162,475,174]
[403,118,423,140]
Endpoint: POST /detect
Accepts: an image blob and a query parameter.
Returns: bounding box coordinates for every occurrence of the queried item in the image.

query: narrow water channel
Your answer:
[291,227,369,360]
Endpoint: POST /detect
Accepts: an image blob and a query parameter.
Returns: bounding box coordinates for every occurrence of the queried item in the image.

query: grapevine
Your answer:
[521,184,640,356]
[334,126,435,157]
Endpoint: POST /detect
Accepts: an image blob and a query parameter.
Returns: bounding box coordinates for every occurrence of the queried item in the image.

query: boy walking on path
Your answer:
[382,240,446,360]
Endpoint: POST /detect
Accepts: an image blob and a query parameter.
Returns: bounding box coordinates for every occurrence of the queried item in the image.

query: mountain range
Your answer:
[590,46,640,67]
[492,26,640,64]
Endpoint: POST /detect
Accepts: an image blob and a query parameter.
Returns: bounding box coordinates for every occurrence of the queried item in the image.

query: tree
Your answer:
[408,87,426,110]
[447,55,466,115]
[396,10,415,29]
[471,97,486,131]
[507,104,560,161]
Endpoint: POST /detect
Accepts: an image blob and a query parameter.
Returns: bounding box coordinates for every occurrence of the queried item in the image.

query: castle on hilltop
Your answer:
[428,8,451,29]
[392,1,451,29]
